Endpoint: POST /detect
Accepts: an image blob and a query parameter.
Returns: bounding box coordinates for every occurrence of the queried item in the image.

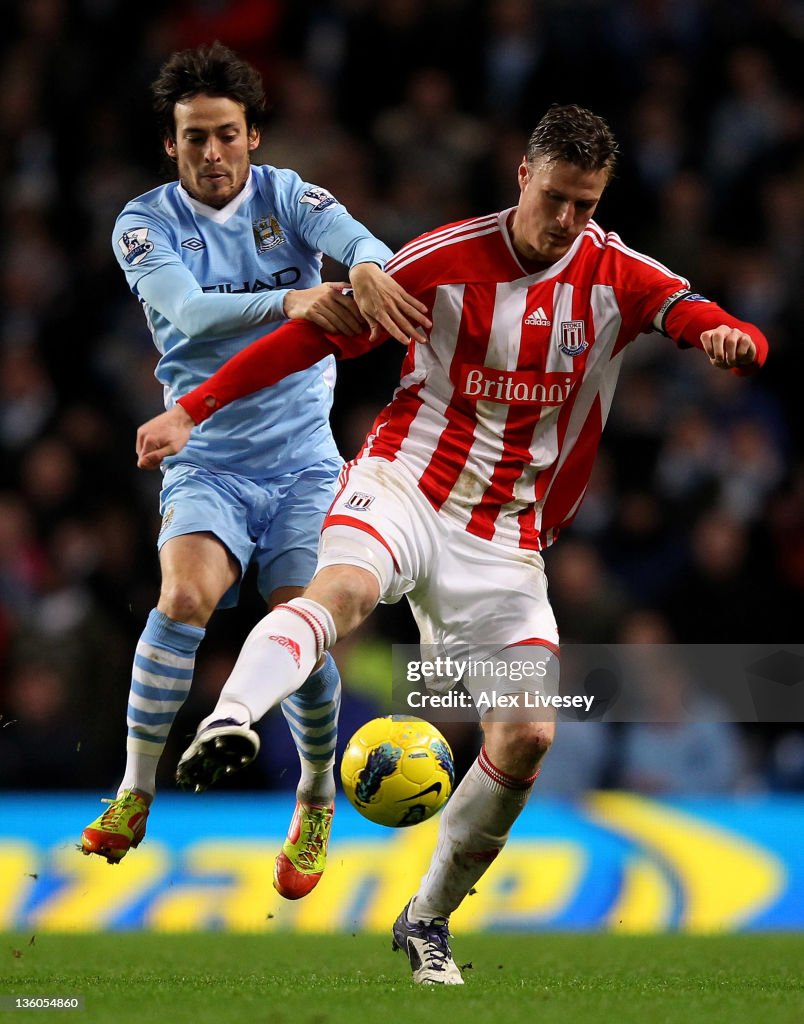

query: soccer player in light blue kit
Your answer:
[80,42,430,899]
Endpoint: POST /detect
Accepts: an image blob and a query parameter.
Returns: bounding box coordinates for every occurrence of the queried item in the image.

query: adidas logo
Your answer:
[269,634,301,667]
[525,307,551,327]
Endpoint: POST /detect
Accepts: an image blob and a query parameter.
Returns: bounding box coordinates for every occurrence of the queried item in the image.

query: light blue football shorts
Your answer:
[157,456,342,608]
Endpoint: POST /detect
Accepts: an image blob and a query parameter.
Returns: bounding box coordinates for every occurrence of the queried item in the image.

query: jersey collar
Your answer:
[177,168,255,224]
[499,207,588,280]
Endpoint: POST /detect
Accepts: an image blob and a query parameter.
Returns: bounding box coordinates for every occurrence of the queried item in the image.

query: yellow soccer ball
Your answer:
[340,716,454,827]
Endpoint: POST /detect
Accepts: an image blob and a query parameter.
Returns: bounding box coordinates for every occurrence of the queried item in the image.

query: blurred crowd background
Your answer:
[0,0,802,798]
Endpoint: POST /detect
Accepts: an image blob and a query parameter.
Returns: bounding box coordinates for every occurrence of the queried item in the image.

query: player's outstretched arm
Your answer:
[348,261,431,345]
[136,405,194,469]
[134,319,383,470]
[663,298,768,374]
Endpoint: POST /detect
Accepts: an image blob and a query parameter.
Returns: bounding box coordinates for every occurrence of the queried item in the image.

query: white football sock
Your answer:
[410,746,538,922]
[208,598,336,725]
[117,752,159,802]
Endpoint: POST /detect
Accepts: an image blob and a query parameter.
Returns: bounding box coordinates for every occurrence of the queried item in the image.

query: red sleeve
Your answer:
[663,298,769,375]
[177,321,383,424]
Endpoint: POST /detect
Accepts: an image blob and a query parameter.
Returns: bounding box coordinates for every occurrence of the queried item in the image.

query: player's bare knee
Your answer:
[324,580,376,629]
[482,718,555,775]
[500,720,553,760]
[523,720,555,759]
[306,565,378,637]
[158,581,215,626]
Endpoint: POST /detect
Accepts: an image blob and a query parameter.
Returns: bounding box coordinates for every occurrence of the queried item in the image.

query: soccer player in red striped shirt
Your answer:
[135,105,767,983]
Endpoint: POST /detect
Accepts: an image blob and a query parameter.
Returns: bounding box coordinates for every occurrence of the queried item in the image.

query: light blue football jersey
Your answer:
[113,165,391,478]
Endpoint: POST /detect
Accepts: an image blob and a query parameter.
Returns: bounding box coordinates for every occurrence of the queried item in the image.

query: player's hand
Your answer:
[283,282,366,335]
[348,262,431,346]
[700,326,758,369]
[136,404,195,469]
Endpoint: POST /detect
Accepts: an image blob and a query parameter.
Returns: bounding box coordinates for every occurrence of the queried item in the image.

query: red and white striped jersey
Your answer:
[354,209,689,551]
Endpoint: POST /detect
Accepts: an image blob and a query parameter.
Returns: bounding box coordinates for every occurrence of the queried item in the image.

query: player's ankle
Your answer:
[297,783,336,807]
[408,896,449,924]
[204,701,252,728]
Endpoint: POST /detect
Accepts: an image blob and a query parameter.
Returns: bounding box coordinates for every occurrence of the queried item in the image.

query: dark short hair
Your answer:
[526,104,619,177]
[152,41,267,140]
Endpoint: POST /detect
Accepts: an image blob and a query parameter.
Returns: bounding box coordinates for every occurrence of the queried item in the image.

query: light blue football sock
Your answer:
[119,609,205,797]
[281,651,341,804]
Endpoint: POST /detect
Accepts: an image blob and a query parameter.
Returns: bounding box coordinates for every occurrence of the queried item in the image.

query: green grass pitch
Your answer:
[1,933,802,1024]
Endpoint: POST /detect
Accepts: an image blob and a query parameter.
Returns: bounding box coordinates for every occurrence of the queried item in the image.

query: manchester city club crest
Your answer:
[559,320,589,356]
[252,215,285,253]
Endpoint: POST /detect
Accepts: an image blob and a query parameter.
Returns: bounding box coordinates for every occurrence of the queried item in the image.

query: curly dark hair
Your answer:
[152,41,267,140]
[526,104,619,178]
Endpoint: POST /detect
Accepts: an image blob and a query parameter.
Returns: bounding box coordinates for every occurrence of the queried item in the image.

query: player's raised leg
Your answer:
[176,563,378,790]
[177,520,395,900]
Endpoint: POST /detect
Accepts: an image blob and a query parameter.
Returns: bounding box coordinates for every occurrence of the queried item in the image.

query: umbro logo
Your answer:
[525,306,551,327]
[181,237,205,251]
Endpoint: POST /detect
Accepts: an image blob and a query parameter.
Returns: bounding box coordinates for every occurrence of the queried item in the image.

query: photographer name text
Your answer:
[406,690,594,712]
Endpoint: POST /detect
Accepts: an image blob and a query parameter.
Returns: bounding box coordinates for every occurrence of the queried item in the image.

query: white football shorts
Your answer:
[317,457,559,672]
